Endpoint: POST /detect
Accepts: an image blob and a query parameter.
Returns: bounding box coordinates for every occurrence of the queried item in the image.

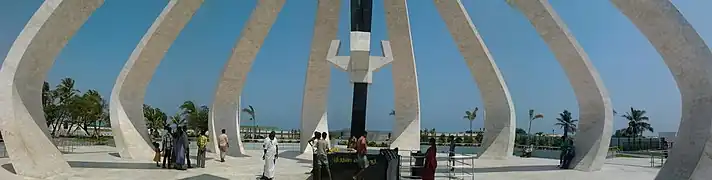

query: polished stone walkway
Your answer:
[0,145,659,180]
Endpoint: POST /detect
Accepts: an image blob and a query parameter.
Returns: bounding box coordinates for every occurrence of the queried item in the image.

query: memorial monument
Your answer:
[1,0,711,179]
[111,0,204,160]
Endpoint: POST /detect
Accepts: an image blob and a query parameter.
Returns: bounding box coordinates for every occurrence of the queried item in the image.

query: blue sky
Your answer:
[1,0,710,134]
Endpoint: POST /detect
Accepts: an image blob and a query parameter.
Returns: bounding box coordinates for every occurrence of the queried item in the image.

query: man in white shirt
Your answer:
[218,129,229,162]
[262,131,279,180]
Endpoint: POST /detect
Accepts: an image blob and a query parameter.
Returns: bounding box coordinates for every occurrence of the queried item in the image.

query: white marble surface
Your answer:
[209,0,285,157]
[433,0,517,159]
[383,0,422,153]
[298,0,339,154]
[509,0,614,171]
[610,0,712,179]
[0,0,102,178]
[110,0,203,161]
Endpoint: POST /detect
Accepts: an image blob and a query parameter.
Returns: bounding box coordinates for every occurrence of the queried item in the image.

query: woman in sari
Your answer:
[422,138,437,180]
[174,126,187,170]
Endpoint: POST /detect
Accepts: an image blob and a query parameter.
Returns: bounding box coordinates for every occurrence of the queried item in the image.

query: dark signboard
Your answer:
[315,152,398,180]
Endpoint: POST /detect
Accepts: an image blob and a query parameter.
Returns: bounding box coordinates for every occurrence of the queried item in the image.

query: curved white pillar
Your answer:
[0,0,102,178]
[509,0,613,171]
[383,0,422,153]
[110,0,203,160]
[209,0,285,157]
[434,0,516,159]
[298,0,340,154]
[610,0,712,179]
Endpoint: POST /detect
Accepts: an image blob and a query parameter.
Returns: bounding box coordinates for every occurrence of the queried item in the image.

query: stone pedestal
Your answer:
[209,0,285,157]
[110,0,203,160]
[434,0,516,159]
[0,0,103,178]
[509,0,613,171]
[610,0,712,179]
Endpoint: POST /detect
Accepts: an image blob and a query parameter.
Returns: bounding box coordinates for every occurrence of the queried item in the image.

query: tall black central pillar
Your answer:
[349,0,373,139]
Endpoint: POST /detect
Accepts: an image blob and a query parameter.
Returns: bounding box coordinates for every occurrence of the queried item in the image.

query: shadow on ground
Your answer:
[471,165,561,173]
[277,151,312,164]
[68,161,161,169]
[178,174,229,180]
[1,163,15,174]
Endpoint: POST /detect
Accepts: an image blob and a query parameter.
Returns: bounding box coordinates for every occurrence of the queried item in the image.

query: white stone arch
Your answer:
[433,0,517,159]
[610,0,712,179]
[297,0,340,154]
[508,0,614,171]
[110,0,204,160]
[208,0,286,157]
[0,0,103,178]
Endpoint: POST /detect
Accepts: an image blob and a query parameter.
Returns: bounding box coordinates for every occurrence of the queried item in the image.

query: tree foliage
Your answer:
[42,78,108,137]
[621,107,654,137]
[554,110,578,139]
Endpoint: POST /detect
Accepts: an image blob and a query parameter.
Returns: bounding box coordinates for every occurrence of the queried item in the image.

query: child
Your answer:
[153,142,161,167]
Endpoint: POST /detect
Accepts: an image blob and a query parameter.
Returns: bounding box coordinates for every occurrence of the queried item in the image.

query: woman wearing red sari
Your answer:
[422,138,438,180]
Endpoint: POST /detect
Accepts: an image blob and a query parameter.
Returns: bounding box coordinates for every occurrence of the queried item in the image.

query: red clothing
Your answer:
[422,146,437,180]
[357,136,367,155]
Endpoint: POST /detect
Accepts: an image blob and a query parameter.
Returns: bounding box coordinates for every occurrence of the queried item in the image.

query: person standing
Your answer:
[174,127,188,170]
[262,131,279,180]
[314,132,332,180]
[353,131,369,180]
[448,135,456,171]
[307,131,320,173]
[196,130,209,168]
[422,138,438,180]
[153,142,161,167]
[184,128,192,169]
[218,129,229,162]
[161,126,173,168]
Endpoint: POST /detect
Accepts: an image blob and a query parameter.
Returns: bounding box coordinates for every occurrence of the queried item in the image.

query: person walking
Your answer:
[353,131,369,180]
[218,129,229,162]
[314,132,332,180]
[448,135,456,171]
[161,126,173,168]
[184,128,192,169]
[422,138,438,180]
[262,131,279,180]
[196,130,208,168]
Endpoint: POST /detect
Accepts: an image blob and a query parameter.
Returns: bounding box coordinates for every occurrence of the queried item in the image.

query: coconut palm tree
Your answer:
[554,110,578,140]
[143,104,167,133]
[170,112,186,128]
[527,109,544,135]
[463,107,479,137]
[50,78,80,136]
[241,105,256,138]
[621,107,654,138]
[180,100,209,133]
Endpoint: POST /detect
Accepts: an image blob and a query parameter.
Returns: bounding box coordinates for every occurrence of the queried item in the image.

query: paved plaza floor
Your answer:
[0,145,659,180]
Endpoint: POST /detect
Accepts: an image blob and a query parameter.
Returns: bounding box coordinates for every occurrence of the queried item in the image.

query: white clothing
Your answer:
[263,137,278,178]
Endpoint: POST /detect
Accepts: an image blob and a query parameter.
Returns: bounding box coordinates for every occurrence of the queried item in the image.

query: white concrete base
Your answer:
[297,0,340,154]
[110,0,203,160]
[510,0,613,170]
[0,0,103,178]
[209,0,285,157]
[610,0,712,179]
[383,0,422,153]
[434,0,516,159]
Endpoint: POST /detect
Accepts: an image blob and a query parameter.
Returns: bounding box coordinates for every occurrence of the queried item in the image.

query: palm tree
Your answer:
[51,78,80,136]
[170,112,186,128]
[463,107,479,138]
[241,105,256,138]
[180,100,209,133]
[527,109,544,135]
[527,109,544,144]
[621,107,654,138]
[143,104,167,133]
[554,110,578,140]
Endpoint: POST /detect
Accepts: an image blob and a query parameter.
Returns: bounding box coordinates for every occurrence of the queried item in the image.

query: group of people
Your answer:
[558,137,575,169]
[307,131,332,180]
[152,126,199,170]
